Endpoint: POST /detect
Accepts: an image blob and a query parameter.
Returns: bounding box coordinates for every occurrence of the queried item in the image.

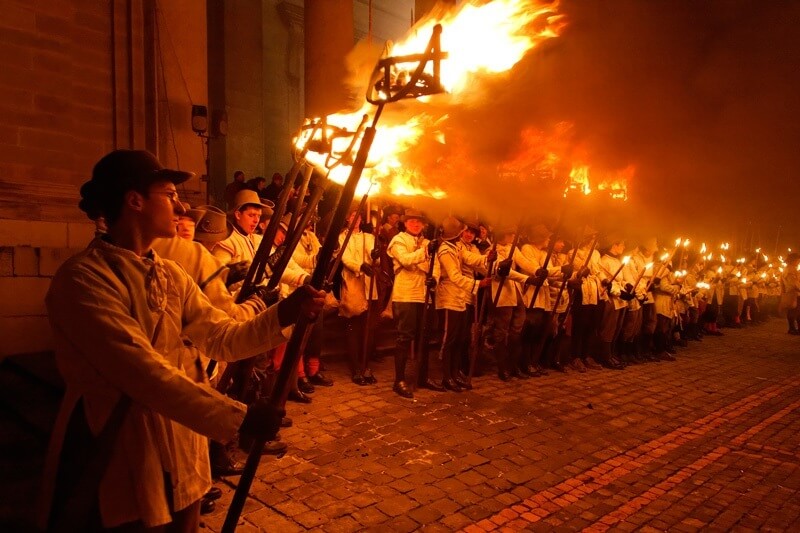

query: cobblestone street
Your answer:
[199,319,800,532]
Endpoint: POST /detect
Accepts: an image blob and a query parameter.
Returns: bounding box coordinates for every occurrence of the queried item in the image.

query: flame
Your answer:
[683,238,690,248]
[622,255,630,265]
[660,253,669,261]
[674,238,682,247]
[566,166,591,195]
[295,0,567,199]
[392,0,566,95]
[700,243,707,254]
[645,262,654,269]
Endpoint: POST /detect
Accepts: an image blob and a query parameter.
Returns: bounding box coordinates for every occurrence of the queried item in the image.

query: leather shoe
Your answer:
[309,373,334,386]
[516,367,532,379]
[363,371,377,384]
[455,373,472,390]
[200,498,215,515]
[442,378,463,392]
[657,351,676,361]
[498,371,512,382]
[393,381,413,398]
[351,374,367,386]
[211,457,245,477]
[205,487,222,501]
[262,440,288,455]
[534,364,549,376]
[421,379,446,392]
[583,357,603,370]
[288,389,312,403]
[280,416,292,428]
[297,377,315,394]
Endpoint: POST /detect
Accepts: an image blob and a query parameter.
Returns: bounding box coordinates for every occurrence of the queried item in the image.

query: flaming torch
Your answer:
[222,26,450,533]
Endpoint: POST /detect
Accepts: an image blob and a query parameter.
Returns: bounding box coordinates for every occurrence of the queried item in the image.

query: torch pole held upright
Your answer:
[558,235,598,330]
[221,110,383,533]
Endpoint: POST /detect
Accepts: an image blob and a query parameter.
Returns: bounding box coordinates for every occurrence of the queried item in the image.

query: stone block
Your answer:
[0,277,50,317]
[0,316,52,357]
[39,247,81,277]
[13,246,38,276]
[0,219,68,247]
[0,247,12,276]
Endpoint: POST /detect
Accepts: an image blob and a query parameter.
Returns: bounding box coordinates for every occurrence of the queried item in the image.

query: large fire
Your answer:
[295,0,566,198]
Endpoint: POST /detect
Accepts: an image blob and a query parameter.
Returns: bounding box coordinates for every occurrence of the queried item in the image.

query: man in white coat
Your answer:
[388,209,441,398]
[41,150,324,531]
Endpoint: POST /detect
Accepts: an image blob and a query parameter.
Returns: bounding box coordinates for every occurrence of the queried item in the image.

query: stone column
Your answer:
[303,0,353,117]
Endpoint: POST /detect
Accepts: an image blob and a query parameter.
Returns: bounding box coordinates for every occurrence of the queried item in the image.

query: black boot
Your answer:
[441,344,463,392]
[394,340,413,398]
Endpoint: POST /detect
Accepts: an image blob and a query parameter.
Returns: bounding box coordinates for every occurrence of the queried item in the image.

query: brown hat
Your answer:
[440,216,466,241]
[402,208,426,222]
[194,205,233,243]
[231,189,275,215]
[178,203,206,224]
[581,225,599,239]
[278,213,292,232]
[383,204,404,218]
[528,224,553,244]
[79,149,194,221]
[463,217,481,233]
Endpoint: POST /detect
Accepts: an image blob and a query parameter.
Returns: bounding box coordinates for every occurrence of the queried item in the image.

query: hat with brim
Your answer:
[179,204,206,225]
[462,217,481,233]
[383,205,403,218]
[402,208,426,223]
[232,189,275,215]
[194,205,233,243]
[440,216,466,241]
[278,213,292,233]
[79,150,194,219]
[528,223,553,244]
[581,225,599,239]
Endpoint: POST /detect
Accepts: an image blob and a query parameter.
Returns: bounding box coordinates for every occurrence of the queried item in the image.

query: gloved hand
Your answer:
[561,264,574,278]
[479,277,492,288]
[624,283,634,293]
[266,245,285,270]
[600,279,611,289]
[652,277,661,287]
[497,259,512,277]
[427,239,440,255]
[485,248,497,263]
[240,399,285,442]
[579,267,591,278]
[253,286,280,307]
[226,261,251,287]
[535,267,549,279]
[567,279,583,290]
[619,290,635,301]
[425,277,437,290]
[360,222,374,233]
[526,275,545,287]
[360,263,374,277]
[277,285,326,327]
[370,248,381,260]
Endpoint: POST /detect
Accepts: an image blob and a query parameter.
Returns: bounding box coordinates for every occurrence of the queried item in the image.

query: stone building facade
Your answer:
[0,0,417,356]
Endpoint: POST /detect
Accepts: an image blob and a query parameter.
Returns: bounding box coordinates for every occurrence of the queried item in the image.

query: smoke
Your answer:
[342,0,800,246]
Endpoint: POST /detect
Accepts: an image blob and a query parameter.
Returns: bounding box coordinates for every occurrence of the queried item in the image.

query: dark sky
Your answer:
[354,0,800,248]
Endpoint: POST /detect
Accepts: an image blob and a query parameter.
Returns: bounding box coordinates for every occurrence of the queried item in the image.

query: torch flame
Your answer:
[622,255,630,265]
[674,238,681,247]
[700,243,707,254]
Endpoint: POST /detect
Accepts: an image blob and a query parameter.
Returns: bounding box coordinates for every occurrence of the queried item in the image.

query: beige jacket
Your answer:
[388,231,431,303]
[572,246,602,306]
[490,243,529,308]
[598,254,628,310]
[516,244,561,310]
[435,240,486,311]
[41,238,287,528]
[340,230,379,302]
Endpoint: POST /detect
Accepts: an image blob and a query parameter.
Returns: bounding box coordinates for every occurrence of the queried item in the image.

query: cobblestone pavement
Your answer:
[204,319,800,532]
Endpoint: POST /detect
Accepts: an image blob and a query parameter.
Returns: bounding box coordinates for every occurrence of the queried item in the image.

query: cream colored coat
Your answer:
[41,238,288,528]
[572,246,602,306]
[515,244,561,310]
[490,243,529,308]
[388,231,432,303]
[340,230,379,302]
[598,254,628,310]
[435,240,486,311]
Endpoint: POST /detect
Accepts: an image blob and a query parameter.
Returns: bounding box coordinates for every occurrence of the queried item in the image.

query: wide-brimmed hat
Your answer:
[231,189,274,214]
[440,216,466,241]
[178,202,206,224]
[383,204,404,218]
[462,217,481,233]
[278,213,292,232]
[640,236,658,251]
[580,224,599,239]
[194,205,233,243]
[79,150,194,220]
[528,223,553,244]
[402,208,426,222]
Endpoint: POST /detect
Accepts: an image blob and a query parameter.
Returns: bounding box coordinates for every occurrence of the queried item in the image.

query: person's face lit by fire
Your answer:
[176,216,196,241]
[610,241,625,256]
[234,206,262,235]
[140,182,184,240]
[462,227,476,244]
[479,225,488,240]
[553,239,565,253]
[405,218,424,236]
[387,213,400,227]
[274,226,286,246]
